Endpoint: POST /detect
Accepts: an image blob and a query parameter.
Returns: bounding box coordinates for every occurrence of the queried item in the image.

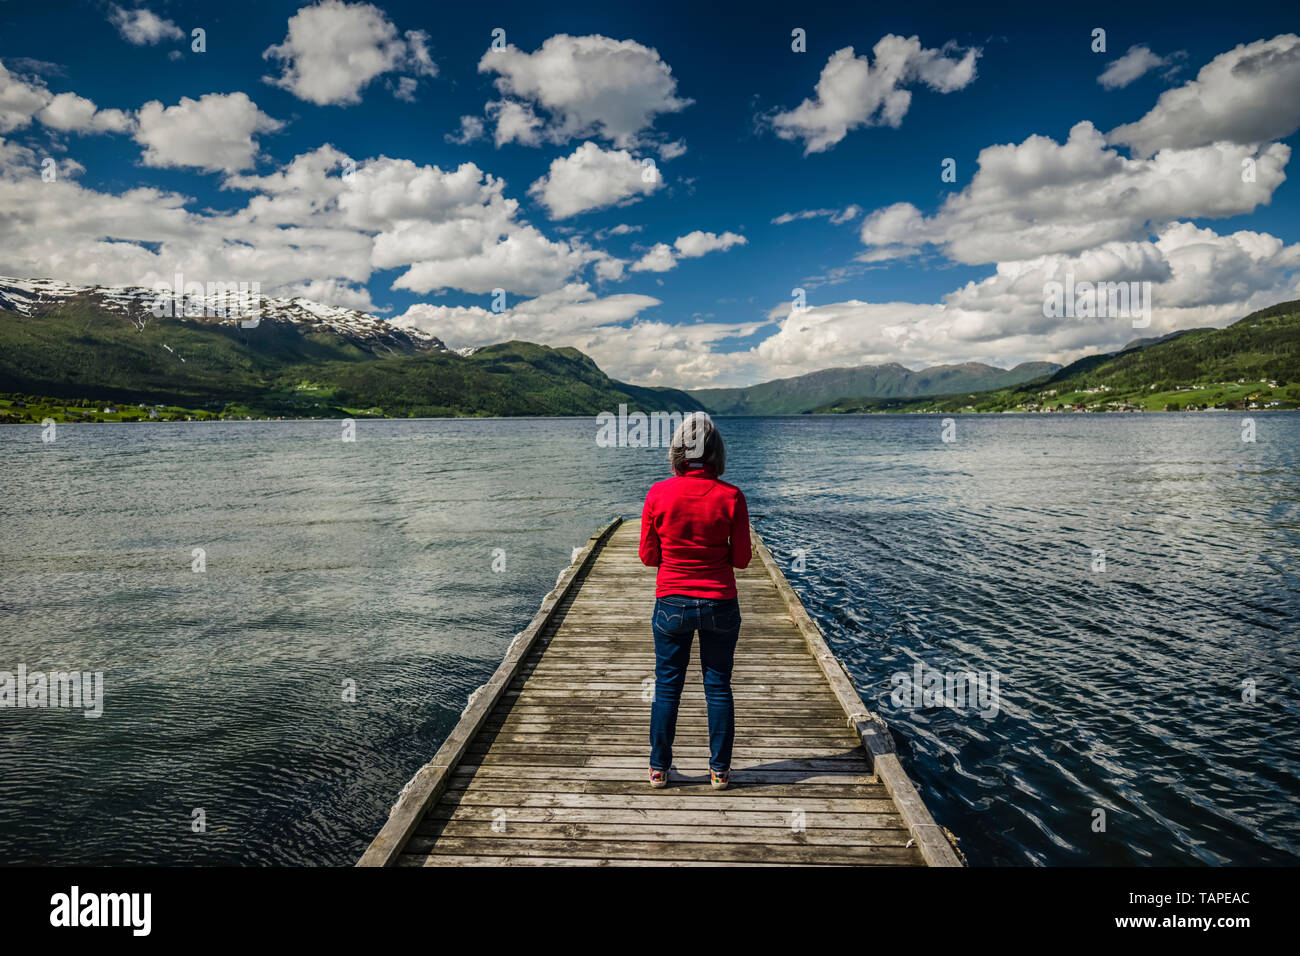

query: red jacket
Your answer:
[638,464,751,599]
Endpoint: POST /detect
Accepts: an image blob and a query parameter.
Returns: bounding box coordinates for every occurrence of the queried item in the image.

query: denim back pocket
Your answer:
[654,603,686,633]
[710,601,742,633]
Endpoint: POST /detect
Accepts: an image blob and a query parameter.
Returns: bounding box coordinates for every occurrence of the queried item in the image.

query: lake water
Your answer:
[1,414,1297,865]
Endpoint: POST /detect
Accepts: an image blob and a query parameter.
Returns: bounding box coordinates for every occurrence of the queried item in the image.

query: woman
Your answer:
[639,412,751,791]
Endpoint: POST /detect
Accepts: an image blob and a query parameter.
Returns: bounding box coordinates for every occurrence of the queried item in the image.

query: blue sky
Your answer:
[1,0,1298,387]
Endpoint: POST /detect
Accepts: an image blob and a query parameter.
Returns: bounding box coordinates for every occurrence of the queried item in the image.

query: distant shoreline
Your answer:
[4,407,1297,426]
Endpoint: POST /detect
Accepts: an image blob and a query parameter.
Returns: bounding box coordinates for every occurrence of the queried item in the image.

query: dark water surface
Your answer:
[1,414,1297,865]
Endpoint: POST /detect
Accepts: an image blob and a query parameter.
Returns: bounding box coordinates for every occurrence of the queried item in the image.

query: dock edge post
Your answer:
[750,526,964,867]
[356,516,624,866]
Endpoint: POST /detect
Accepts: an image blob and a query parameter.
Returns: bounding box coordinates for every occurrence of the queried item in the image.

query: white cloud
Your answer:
[135,93,284,174]
[658,140,687,160]
[0,60,52,133]
[263,0,436,107]
[0,148,367,296]
[1109,34,1300,157]
[108,5,184,45]
[773,208,834,224]
[0,133,615,308]
[748,221,1300,382]
[391,283,657,347]
[673,230,746,258]
[445,115,485,145]
[36,92,133,134]
[528,142,663,219]
[630,243,677,273]
[326,154,599,295]
[389,76,418,103]
[487,98,543,147]
[772,205,861,225]
[223,144,350,204]
[335,157,501,229]
[583,315,764,386]
[477,34,691,150]
[390,282,762,385]
[275,278,377,312]
[387,224,591,296]
[1097,45,1175,89]
[1,63,132,137]
[630,230,746,273]
[755,299,948,376]
[592,254,628,282]
[594,223,641,239]
[771,36,979,153]
[1149,223,1300,309]
[858,121,1289,265]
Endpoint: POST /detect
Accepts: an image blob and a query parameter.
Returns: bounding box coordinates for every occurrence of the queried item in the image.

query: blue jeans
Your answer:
[649,595,741,774]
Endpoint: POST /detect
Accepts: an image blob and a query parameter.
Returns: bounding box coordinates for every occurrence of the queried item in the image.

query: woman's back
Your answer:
[639,463,750,599]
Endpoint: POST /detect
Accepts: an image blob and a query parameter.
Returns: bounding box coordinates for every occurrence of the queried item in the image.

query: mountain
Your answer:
[0,276,444,357]
[0,276,704,420]
[688,360,1060,415]
[813,300,1300,414]
[1116,328,1210,353]
[317,341,707,418]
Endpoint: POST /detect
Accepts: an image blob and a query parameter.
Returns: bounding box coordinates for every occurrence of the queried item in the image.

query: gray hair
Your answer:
[669,412,725,476]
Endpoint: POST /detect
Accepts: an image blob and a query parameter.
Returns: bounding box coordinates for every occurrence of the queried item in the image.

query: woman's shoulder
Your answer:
[645,475,677,497]
[646,474,744,498]
[715,477,746,498]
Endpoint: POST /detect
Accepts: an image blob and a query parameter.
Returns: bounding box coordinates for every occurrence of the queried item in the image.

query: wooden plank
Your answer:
[404,835,923,866]
[451,764,878,785]
[440,787,899,809]
[427,805,907,829]
[396,854,800,867]
[479,733,865,748]
[446,779,892,800]
[466,743,866,759]
[417,820,915,847]
[468,753,869,770]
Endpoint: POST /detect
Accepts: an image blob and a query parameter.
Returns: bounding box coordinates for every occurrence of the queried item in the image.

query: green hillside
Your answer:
[0,301,388,406]
[320,342,705,417]
[814,301,1300,414]
[689,360,1059,415]
[0,304,703,422]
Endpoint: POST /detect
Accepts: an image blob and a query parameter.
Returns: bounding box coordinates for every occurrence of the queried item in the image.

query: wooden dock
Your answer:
[359,517,961,867]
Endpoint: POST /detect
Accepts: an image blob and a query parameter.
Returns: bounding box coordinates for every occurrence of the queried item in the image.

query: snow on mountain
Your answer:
[0,276,448,355]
